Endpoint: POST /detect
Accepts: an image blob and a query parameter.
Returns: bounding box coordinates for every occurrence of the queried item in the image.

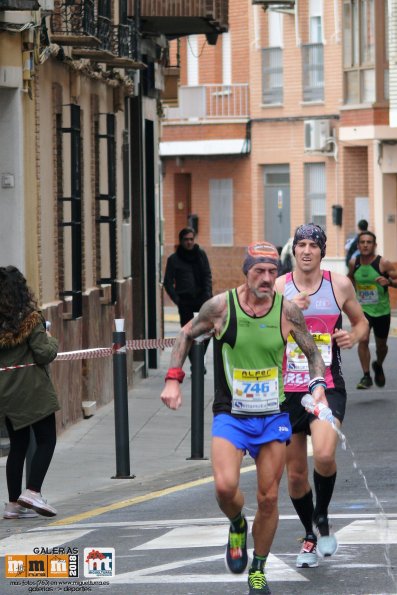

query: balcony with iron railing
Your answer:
[164,84,249,120]
[50,0,99,47]
[72,18,143,68]
[51,0,143,69]
[302,43,324,102]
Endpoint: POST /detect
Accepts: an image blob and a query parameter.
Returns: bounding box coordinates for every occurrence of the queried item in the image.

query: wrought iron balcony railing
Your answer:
[97,13,111,52]
[115,23,130,58]
[51,0,98,46]
[51,1,143,69]
[129,17,140,62]
[72,16,143,69]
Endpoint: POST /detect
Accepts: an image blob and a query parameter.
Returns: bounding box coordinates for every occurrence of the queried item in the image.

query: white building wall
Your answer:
[0,86,25,270]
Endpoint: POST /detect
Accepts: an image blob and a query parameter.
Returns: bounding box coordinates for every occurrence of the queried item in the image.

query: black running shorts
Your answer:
[364,312,391,340]
[284,388,347,435]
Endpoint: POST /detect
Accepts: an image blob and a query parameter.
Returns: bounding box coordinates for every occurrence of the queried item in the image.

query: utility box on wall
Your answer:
[332,205,343,226]
[304,120,330,151]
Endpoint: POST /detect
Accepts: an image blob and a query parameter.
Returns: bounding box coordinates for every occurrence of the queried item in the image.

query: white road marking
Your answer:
[1,515,396,589]
[133,524,228,549]
[336,519,397,544]
[132,518,397,551]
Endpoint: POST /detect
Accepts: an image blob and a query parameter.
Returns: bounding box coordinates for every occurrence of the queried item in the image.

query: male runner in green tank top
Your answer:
[161,241,328,595]
[348,231,397,389]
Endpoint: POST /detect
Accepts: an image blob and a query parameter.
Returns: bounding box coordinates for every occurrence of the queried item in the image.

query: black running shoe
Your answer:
[356,375,373,389]
[224,516,248,574]
[248,568,271,594]
[372,361,385,387]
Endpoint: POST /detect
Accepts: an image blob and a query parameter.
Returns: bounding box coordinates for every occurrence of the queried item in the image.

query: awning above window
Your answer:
[159,139,250,157]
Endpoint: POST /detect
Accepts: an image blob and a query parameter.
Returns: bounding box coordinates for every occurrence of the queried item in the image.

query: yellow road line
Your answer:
[50,465,256,527]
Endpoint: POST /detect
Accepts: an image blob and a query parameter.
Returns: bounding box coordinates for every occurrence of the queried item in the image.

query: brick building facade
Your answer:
[161,0,397,308]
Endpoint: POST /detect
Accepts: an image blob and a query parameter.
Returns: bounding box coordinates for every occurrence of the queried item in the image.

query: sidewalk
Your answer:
[0,308,215,516]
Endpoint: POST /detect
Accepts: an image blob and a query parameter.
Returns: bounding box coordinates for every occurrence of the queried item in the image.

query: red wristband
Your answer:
[165,367,185,383]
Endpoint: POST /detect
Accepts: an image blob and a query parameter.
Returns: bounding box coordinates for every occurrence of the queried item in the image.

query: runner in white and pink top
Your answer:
[283,269,345,393]
[275,222,368,571]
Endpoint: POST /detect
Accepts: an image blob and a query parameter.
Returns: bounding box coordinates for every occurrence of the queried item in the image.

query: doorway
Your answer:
[264,164,291,250]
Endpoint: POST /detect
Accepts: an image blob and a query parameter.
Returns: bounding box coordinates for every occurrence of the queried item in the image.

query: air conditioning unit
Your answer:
[304,119,331,151]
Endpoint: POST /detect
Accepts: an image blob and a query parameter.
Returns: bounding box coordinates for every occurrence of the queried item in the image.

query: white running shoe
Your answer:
[4,502,39,519]
[296,536,318,568]
[314,514,338,557]
[17,489,57,517]
[317,534,338,557]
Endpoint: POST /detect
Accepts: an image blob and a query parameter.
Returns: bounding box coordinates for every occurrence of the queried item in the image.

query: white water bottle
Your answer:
[301,394,334,424]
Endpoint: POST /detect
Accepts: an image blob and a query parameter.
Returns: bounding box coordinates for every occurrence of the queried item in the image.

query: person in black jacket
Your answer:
[345,219,368,267]
[164,227,212,362]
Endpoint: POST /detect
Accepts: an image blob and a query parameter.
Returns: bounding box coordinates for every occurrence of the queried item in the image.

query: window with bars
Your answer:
[262,9,283,105]
[262,48,283,105]
[304,163,326,230]
[95,113,117,303]
[56,103,83,319]
[302,43,324,102]
[302,0,324,102]
[210,179,233,246]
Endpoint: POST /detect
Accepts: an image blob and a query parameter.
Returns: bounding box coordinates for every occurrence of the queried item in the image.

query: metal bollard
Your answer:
[187,339,207,460]
[112,319,135,479]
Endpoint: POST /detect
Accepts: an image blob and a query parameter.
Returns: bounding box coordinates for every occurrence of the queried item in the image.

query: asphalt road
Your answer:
[1,338,397,595]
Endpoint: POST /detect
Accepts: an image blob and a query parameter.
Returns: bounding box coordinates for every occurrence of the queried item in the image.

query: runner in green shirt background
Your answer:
[348,231,397,389]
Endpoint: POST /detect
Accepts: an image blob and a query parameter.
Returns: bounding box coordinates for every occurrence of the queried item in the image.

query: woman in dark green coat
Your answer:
[0,266,60,518]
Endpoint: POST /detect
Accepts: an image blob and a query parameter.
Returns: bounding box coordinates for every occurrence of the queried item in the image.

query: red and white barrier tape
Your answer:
[0,337,177,372]
[56,347,113,361]
[0,363,37,373]
[126,338,176,350]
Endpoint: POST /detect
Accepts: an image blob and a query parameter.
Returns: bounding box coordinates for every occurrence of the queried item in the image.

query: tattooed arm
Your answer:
[161,293,227,410]
[282,299,327,406]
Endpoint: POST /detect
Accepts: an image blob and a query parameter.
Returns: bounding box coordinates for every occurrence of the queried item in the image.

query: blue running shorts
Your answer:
[212,413,292,459]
